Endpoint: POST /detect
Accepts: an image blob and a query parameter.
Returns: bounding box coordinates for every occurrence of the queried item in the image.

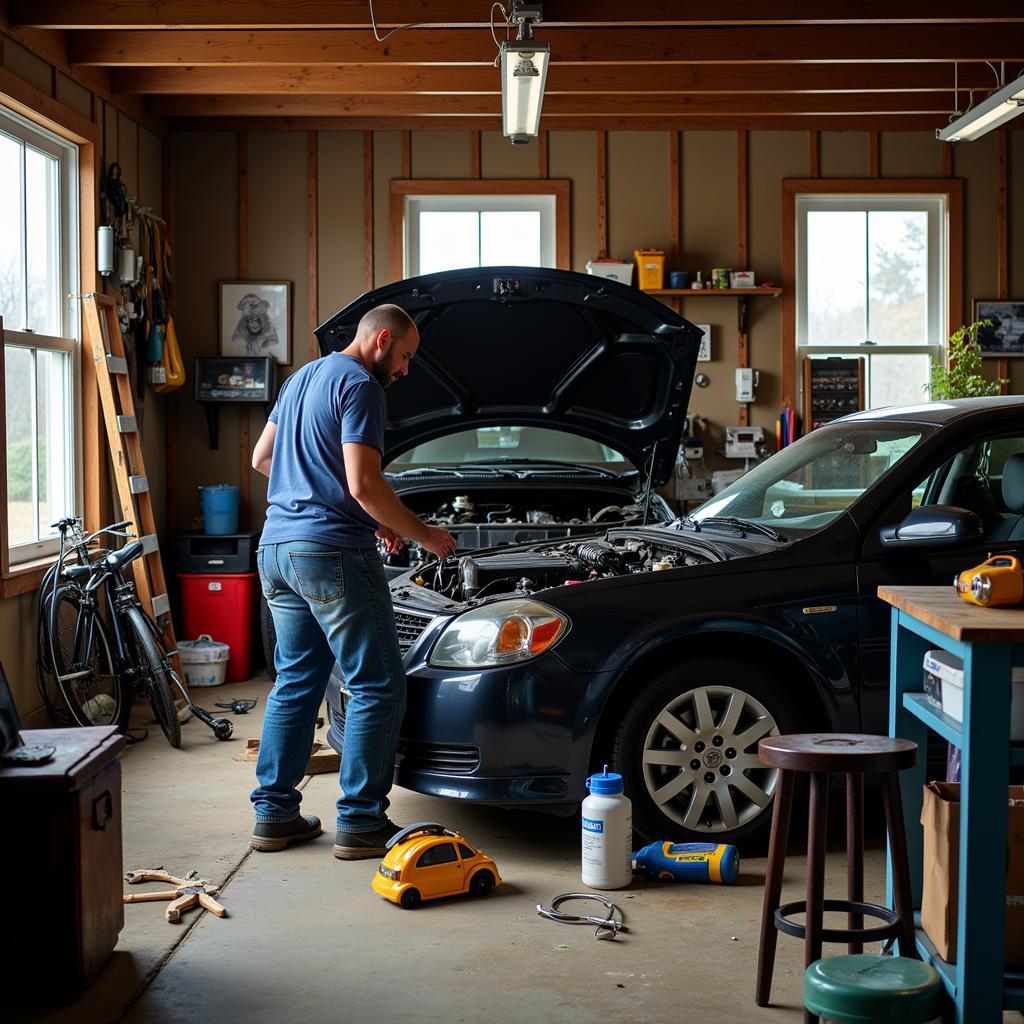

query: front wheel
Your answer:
[43,585,127,731]
[400,887,421,910]
[125,606,181,748]
[469,870,495,897]
[612,656,805,848]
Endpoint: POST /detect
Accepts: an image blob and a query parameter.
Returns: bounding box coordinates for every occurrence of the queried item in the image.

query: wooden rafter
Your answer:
[145,91,965,119]
[167,114,961,132]
[15,1,1024,29]
[110,62,999,96]
[68,26,1024,66]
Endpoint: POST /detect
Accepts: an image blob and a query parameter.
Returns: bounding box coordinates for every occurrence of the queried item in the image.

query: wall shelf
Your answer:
[642,287,782,297]
[642,287,782,345]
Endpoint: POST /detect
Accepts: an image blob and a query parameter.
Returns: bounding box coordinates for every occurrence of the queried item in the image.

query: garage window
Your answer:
[0,108,80,566]
[390,180,570,280]
[795,195,946,410]
[406,195,555,276]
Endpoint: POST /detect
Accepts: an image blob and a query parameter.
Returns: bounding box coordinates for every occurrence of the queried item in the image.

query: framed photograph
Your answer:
[695,324,712,362]
[973,299,1024,356]
[220,281,292,364]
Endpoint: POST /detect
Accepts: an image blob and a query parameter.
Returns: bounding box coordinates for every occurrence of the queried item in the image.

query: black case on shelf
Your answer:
[177,531,259,574]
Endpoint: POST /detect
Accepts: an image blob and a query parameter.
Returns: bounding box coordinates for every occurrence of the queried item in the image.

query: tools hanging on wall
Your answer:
[99,162,185,407]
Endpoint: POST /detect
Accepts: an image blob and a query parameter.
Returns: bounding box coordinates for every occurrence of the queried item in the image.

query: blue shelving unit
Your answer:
[881,585,1024,1023]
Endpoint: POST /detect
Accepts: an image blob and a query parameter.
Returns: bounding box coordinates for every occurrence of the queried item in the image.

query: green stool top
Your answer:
[803,955,942,1023]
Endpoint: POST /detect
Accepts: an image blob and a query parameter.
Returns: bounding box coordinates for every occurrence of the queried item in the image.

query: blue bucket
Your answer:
[200,485,240,536]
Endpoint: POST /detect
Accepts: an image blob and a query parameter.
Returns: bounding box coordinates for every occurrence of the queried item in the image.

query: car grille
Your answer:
[393,610,434,652]
[398,738,481,774]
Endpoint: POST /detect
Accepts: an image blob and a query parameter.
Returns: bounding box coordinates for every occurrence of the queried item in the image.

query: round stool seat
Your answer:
[803,955,941,1023]
[758,734,918,774]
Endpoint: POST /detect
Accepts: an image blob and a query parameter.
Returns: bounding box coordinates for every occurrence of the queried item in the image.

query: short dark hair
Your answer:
[356,303,416,342]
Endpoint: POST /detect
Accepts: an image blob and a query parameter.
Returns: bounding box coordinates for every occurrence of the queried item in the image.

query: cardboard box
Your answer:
[920,782,1024,966]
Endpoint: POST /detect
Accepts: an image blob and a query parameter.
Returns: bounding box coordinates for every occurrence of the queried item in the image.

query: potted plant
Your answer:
[925,319,1008,399]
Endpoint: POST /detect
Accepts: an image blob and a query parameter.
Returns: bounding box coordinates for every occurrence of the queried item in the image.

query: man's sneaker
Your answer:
[251,814,322,852]
[333,819,403,860]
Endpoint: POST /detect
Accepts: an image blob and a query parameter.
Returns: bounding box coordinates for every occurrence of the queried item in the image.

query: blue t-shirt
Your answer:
[260,353,386,549]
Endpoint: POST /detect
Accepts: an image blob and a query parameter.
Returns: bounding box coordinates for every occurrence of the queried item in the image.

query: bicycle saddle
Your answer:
[105,540,144,570]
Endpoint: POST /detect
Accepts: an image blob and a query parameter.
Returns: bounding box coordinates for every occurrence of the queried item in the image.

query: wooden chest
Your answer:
[0,727,125,999]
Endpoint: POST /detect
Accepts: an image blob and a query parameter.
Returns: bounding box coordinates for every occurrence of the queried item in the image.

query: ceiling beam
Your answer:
[69,26,1024,66]
[146,92,959,118]
[170,114,960,132]
[17,1,1024,30]
[112,62,997,96]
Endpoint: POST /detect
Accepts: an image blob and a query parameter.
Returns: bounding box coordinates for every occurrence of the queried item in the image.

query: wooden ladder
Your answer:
[82,292,184,683]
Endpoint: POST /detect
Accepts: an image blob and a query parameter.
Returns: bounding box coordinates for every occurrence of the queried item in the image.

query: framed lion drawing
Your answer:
[220,281,291,364]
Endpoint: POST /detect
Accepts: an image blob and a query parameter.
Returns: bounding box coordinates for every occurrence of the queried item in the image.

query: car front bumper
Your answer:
[325,641,604,809]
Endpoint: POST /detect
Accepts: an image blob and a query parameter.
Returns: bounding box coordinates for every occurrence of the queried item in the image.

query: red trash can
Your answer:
[178,572,260,681]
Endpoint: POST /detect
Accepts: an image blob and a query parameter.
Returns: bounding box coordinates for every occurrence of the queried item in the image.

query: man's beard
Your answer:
[372,357,402,389]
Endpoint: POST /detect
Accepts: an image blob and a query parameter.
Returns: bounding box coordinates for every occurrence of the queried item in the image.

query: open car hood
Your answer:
[315,267,701,485]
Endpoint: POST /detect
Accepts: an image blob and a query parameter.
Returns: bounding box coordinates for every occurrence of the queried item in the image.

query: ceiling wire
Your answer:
[491,3,511,67]
[366,0,430,42]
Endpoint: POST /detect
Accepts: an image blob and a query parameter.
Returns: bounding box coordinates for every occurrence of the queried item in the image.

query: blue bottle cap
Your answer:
[586,764,623,795]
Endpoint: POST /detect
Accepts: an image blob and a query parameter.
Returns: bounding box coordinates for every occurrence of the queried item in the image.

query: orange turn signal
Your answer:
[495,617,529,654]
[529,617,563,654]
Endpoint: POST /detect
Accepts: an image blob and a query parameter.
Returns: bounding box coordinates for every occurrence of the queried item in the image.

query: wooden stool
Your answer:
[754,734,919,1023]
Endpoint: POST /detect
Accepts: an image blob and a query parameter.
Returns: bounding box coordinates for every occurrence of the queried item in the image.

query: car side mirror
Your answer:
[879,505,984,550]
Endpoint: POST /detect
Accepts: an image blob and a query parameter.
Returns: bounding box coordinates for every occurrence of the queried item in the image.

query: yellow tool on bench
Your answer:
[954,554,1024,607]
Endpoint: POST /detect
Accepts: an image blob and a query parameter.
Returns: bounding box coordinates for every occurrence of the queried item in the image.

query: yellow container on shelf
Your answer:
[633,249,665,290]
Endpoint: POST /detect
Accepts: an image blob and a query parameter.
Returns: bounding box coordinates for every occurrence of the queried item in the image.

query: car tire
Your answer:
[400,887,421,910]
[611,656,806,849]
[469,870,495,897]
[260,595,277,681]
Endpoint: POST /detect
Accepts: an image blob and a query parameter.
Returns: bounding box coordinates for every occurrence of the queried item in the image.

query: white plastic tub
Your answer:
[585,259,633,285]
[924,648,1024,739]
[178,633,230,688]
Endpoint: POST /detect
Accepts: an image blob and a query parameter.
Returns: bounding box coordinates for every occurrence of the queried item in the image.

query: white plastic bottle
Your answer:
[581,765,632,890]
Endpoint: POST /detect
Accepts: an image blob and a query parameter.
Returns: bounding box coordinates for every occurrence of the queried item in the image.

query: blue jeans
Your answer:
[250,542,407,832]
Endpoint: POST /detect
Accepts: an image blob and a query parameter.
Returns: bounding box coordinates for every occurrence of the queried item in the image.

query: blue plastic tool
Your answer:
[632,840,739,884]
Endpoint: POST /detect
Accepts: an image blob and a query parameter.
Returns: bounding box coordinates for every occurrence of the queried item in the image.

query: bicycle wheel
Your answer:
[42,585,126,730]
[124,605,181,748]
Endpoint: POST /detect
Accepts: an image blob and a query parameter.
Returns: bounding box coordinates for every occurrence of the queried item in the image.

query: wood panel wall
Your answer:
[166,127,1020,544]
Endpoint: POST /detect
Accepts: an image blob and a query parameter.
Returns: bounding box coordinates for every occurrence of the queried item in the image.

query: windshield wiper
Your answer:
[691,516,787,542]
[472,458,620,479]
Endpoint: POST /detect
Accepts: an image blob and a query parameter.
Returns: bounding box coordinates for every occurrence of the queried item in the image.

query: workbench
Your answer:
[880,585,1024,1023]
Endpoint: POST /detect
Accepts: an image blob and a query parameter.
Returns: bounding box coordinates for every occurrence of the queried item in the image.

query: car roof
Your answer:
[834,395,1024,427]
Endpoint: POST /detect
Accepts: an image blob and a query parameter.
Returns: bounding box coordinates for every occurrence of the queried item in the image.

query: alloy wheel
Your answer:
[640,684,779,833]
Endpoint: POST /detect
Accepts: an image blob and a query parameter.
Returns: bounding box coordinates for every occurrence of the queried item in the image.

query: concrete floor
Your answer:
[17,674,983,1024]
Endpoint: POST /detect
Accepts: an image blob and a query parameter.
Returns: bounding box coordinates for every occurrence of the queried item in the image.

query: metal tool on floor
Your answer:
[536,893,629,940]
[214,697,258,714]
[123,868,228,923]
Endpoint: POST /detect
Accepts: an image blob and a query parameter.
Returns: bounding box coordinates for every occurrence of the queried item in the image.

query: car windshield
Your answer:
[689,422,934,533]
[389,426,631,469]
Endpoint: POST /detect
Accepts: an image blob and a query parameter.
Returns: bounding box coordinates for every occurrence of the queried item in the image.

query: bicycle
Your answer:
[38,518,236,747]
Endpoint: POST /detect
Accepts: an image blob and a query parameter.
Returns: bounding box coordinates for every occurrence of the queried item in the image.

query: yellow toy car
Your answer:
[372,821,501,909]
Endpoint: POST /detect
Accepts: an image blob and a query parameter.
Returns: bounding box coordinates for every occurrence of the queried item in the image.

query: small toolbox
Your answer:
[177,531,259,574]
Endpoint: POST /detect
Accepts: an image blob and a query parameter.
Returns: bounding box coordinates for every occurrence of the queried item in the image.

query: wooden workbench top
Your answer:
[877,585,1024,643]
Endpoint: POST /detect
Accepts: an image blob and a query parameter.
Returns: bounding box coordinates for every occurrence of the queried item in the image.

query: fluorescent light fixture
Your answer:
[936,72,1024,142]
[501,39,550,144]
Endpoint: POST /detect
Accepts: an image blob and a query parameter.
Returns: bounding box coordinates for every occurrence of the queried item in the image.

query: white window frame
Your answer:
[1,106,81,566]
[403,193,558,278]
[795,193,947,410]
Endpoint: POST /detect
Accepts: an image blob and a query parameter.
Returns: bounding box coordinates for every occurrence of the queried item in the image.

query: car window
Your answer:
[457,843,476,860]
[389,426,629,467]
[417,842,458,867]
[913,432,1024,534]
[690,423,932,533]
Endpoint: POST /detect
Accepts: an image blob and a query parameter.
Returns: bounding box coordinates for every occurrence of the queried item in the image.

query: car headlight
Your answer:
[428,599,569,669]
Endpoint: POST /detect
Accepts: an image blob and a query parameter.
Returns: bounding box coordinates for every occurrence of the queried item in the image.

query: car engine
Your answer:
[385,490,660,569]
[418,533,712,604]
